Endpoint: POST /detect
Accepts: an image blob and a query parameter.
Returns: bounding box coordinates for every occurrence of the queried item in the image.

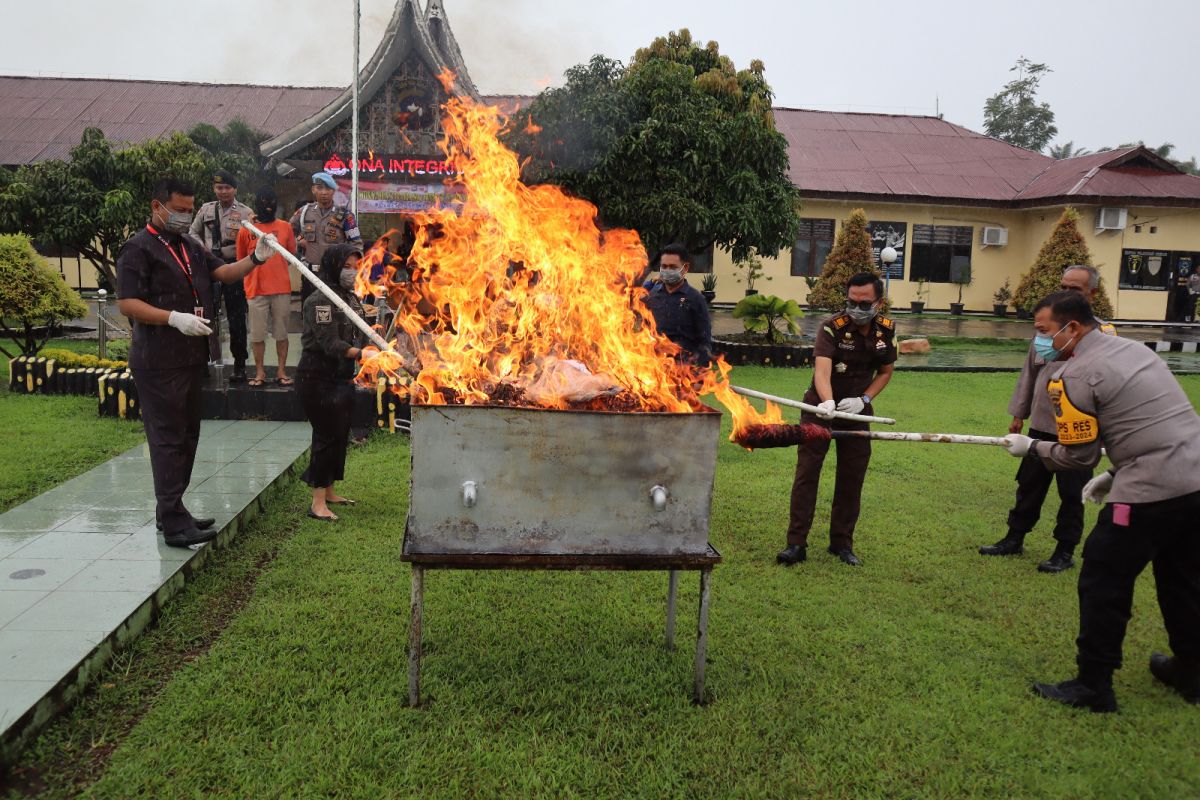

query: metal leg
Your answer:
[408,565,424,707]
[665,569,679,650]
[694,567,712,704]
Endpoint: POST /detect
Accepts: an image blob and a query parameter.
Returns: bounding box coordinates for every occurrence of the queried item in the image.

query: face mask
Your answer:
[659,267,683,285]
[1033,324,1071,361]
[156,203,193,235]
[339,268,357,291]
[254,201,277,223]
[845,303,878,325]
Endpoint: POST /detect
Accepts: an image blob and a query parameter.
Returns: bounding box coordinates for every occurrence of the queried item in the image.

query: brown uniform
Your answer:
[289,203,363,271]
[190,199,253,364]
[787,312,896,550]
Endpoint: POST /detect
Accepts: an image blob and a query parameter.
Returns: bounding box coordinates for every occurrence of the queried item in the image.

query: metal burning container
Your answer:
[405,404,721,556]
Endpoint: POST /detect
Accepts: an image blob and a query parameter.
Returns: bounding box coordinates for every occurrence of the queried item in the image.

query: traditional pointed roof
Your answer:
[259,0,478,161]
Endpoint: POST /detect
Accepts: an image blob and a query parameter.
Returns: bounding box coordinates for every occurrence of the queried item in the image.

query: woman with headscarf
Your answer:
[296,244,367,521]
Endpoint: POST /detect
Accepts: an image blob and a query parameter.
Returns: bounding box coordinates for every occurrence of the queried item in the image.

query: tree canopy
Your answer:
[0,233,88,357]
[505,30,801,264]
[983,57,1058,153]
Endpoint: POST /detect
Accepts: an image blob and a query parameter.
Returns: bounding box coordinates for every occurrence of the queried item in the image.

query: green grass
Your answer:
[11,372,1200,798]
[1,340,144,513]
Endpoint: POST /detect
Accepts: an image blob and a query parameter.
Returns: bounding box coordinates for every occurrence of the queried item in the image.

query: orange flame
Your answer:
[524,115,542,135]
[349,93,780,440]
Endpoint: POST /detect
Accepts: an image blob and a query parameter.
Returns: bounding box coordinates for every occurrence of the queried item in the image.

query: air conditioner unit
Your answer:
[981,226,1008,247]
[1095,207,1128,232]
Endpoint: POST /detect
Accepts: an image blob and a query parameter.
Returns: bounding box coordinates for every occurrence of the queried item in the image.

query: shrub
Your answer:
[38,347,126,370]
[806,209,888,313]
[0,234,89,357]
[731,294,804,343]
[1013,208,1114,318]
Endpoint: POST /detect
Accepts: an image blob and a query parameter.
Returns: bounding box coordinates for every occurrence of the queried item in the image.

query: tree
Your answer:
[1048,140,1091,159]
[806,209,884,313]
[983,57,1058,153]
[0,128,213,289]
[1097,141,1199,176]
[506,31,802,263]
[187,119,275,196]
[1013,207,1114,318]
[0,233,88,357]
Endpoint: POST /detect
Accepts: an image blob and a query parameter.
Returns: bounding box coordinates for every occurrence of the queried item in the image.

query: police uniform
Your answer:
[1000,320,1117,559]
[117,225,224,536]
[295,288,367,489]
[641,280,713,364]
[787,312,896,552]
[190,196,253,367]
[289,203,363,301]
[1031,329,1200,699]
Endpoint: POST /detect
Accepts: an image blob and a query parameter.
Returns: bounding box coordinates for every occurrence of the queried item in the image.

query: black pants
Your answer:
[1075,490,1200,681]
[296,375,355,488]
[1007,428,1090,547]
[787,412,872,551]
[221,281,248,364]
[131,365,205,534]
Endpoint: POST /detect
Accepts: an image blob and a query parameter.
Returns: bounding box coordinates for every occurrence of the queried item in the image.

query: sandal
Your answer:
[327,497,357,506]
[307,508,338,521]
[276,376,294,386]
[247,377,265,387]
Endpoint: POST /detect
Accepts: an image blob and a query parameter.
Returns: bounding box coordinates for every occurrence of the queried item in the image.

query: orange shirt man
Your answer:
[236,187,297,385]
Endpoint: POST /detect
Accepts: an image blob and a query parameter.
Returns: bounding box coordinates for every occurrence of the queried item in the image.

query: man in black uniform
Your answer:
[117,178,276,547]
[641,243,712,365]
[778,272,896,567]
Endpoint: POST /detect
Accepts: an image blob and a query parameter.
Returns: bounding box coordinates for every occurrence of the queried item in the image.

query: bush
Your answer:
[1013,208,1115,318]
[0,234,89,357]
[731,294,804,343]
[806,209,888,313]
[39,347,126,371]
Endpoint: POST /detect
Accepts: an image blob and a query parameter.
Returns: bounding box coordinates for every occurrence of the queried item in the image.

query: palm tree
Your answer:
[1048,140,1091,159]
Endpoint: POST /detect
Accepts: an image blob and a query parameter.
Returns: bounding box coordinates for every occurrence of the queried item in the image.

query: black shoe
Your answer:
[1037,550,1075,573]
[163,526,218,548]
[828,547,862,566]
[1149,653,1200,704]
[776,544,806,565]
[1031,678,1117,713]
[229,361,248,383]
[156,516,215,531]
[979,535,1024,556]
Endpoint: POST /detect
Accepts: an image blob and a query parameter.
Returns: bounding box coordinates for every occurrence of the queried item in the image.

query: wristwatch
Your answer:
[860,393,872,405]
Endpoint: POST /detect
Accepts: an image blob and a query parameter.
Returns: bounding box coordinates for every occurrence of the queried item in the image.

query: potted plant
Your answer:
[911,278,928,314]
[713,294,813,368]
[734,253,770,296]
[949,262,972,315]
[700,273,717,304]
[992,279,1012,317]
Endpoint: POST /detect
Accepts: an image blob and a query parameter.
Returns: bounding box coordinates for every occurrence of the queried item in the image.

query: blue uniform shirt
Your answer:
[642,279,713,365]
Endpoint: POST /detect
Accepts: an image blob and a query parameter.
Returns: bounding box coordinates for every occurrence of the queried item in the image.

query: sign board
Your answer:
[323,153,463,183]
[866,221,907,280]
[1120,249,1171,291]
[333,177,465,214]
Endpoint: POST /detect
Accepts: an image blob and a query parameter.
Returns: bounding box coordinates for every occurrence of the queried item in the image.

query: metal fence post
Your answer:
[96,289,108,360]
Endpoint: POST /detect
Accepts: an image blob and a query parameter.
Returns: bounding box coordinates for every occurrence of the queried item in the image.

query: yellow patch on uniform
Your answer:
[877,316,894,330]
[822,325,834,336]
[1047,378,1098,444]
[1099,322,1117,336]
[833,316,848,329]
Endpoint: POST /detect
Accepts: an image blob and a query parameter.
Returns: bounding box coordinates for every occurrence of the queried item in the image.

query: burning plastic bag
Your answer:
[520,357,623,405]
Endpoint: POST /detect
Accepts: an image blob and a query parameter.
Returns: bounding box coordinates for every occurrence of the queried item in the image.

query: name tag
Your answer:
[194,306,205,318]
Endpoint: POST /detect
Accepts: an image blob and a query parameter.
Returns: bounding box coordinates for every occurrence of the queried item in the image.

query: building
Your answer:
[2,0,1199,319]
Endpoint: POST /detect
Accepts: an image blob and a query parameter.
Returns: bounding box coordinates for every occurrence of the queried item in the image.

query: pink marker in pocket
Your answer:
[1112,504,1132,527]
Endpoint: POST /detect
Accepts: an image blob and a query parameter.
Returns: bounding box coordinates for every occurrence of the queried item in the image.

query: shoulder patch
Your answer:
[832,315,849,329]
[315,305,332,324]
[822,325,835,336]
[877,316,894,330]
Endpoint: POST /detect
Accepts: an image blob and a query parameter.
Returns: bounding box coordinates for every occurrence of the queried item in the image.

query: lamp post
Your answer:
[880,245,898,300]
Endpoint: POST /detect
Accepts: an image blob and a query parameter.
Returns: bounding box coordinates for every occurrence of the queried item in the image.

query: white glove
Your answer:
[1082,472,1114,504]
[167,310,213,337]
[837,396,866,415]
[815,399,837,419]
[1004,434,1034,457]
[253,233,278,264]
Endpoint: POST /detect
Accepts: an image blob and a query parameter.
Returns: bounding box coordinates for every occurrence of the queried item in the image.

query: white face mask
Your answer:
[660,267,684,285]
[155,203,193,235]
[339,268,357,291]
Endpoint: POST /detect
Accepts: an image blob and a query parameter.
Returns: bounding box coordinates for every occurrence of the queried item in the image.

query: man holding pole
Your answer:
[1005,291,1200,712]
[778,272,896,567]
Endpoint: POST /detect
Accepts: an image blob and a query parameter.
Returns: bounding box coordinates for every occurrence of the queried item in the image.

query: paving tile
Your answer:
[6,590,147,633]
[0,558,93,592]
[86,493,160,513]
[54,510,154,534]
[0,532,47,560]
[12,532,130,561]
[193,447,253,463]
[0,629,105,681]
[224,420,283,437]
[99,531,201,562]
[63,474,155,495]
[179,494,258,516]
[199,419,235,434]
[0,509,81,534]
[191,475,273,495]
[214,461,293,480]
[0,680,57,729]
[60,559,189,594]
[0,590,48,627]
[16,490,113,512]
[261,424,313,441]
[231,451,302,465]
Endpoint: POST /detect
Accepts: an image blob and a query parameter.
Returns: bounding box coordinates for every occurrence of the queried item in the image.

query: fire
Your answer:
[349,90,780,440]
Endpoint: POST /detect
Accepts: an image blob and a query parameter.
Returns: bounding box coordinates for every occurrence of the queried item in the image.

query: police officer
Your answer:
[296,244,368,521]
[290,172,363,303]
[190,170,253,382]
[117,177,277,547]
[1006,291,1200,712]
[641,243,712,365]
[778,272,896,567]
[980,265,1117,572]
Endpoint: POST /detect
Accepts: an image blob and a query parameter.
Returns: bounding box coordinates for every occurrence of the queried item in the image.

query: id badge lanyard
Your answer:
[147,225,204,318]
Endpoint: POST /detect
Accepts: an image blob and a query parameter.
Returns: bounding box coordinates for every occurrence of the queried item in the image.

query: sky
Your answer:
[4,0,1198,161]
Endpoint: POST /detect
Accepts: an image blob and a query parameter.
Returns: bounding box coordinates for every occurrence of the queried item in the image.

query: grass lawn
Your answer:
[0,340,143,513]
[9,370,1200,798]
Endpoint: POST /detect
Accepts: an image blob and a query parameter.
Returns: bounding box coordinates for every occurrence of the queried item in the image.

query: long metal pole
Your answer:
[831,430,1011,446]
[730,385,896,425]
[241,221,389,352]
[350,0,360,216]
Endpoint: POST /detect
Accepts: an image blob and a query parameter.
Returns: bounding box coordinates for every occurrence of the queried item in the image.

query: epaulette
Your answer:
[877,316,895,331]
[832,314,850,329]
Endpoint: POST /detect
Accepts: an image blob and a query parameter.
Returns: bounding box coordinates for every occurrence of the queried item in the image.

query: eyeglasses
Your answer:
[846,300,878,311]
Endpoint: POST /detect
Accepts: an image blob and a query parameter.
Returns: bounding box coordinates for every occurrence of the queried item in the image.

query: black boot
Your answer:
[1038,545,1076,573]
[1149,653,1200,704]
[979,533,1025,556]
[163,526,218,548]
[776,544,806,565]
[157,516,215,531]
[230,360,248,383]
[1031,677,1117,713]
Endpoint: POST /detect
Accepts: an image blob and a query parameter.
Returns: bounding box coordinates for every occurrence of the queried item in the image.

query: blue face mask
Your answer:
[1033,324,1069,361]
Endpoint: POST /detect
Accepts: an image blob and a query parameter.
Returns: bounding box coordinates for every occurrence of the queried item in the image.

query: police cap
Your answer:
[312,172,337,190]
[212,169,238,188]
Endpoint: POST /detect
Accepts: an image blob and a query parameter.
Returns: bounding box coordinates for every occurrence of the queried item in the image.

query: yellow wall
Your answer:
[709,201,1200,321]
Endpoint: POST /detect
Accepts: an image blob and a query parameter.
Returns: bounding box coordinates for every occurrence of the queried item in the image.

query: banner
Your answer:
[334,177,466,215]
[866,221,907,280]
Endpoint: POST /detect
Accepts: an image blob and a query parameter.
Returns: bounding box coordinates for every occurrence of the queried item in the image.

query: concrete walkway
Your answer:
[0,420,310,763]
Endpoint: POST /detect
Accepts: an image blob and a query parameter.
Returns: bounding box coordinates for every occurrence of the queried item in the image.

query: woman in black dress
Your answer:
[296,244,367,521]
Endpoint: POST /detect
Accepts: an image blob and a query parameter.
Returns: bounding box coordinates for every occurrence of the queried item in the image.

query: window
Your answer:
[790,218,835,277]
[1119,249,1171,291]
[689,243,714,274]
[910,225,973,283]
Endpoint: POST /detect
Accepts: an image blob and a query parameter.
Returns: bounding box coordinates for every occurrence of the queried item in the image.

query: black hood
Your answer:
[254,187,278,223]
